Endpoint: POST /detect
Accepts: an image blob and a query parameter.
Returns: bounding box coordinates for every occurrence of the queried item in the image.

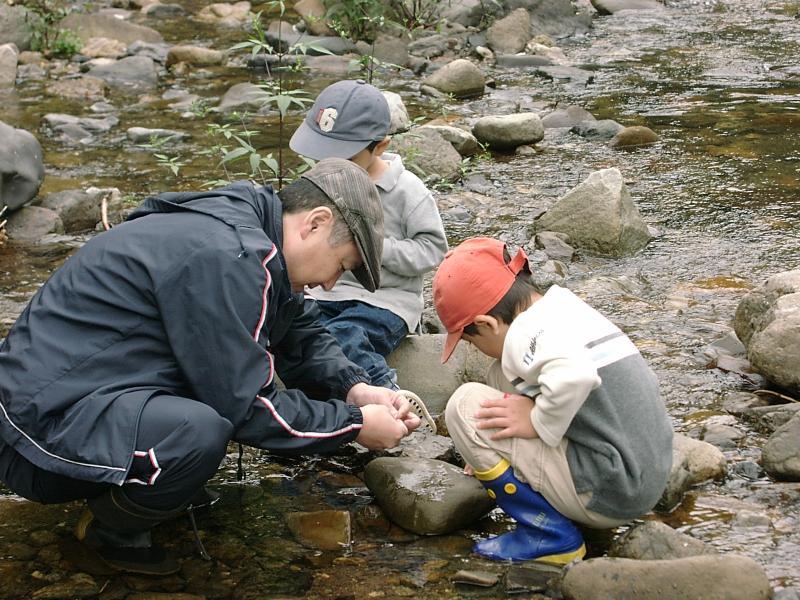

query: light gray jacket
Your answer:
[309,152,448,331]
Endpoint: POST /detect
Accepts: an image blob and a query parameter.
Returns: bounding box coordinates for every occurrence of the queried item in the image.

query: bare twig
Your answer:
[100,192,112,231]
[753,389,799,404]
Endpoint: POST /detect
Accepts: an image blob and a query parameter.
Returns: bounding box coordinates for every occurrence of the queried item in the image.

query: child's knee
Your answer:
[445,382,490,430]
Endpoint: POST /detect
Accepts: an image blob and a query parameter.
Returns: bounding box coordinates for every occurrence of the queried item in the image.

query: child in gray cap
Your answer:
[291,79,448,408]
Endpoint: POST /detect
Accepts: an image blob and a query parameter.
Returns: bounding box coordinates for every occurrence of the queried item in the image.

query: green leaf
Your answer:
[222,147,250,164]
[249,152,261,174]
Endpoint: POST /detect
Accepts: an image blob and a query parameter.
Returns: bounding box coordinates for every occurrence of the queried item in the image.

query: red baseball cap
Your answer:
[433,237,528,363]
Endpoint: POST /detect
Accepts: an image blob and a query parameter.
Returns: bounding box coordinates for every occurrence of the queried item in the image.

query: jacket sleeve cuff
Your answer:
[340,372,371,399]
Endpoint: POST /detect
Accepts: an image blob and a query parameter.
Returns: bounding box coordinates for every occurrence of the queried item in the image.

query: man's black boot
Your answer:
[75,488,184,575]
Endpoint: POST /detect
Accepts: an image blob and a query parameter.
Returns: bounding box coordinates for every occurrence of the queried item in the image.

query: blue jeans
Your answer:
[316,300,408,389]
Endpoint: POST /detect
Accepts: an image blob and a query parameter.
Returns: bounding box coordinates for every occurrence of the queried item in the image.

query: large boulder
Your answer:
[562,554,771,600]
[390,127,463,183]
[88,56,158,92]
[486,8,531,54]
[534,168,652,257]
[5,206,64,241]
[363,457,494,535]
[0,5,36,51]
[472,113,544,150]
[591,0,666,15]
[0,121,45,213]
[422,59,485,99]
[761,413,800,481]
[733,270,800,393]
[0,43,18,87]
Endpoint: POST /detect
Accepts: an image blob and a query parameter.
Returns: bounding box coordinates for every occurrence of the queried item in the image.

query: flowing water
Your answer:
[1,0,799,598]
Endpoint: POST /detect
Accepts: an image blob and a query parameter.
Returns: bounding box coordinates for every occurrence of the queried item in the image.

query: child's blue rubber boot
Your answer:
[473,459,586,564]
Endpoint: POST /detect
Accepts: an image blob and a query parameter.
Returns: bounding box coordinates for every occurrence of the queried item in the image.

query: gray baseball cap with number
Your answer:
[300,157,384,292]
[290,79,391,160]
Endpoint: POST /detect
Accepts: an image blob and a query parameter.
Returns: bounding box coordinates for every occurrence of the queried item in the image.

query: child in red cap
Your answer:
[433,237,673,564]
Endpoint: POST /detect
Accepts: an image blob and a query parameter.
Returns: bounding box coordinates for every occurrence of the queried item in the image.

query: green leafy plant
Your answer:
[22,0,81,58]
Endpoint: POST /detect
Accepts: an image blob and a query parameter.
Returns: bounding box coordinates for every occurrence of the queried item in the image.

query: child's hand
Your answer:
[474,393,538,440]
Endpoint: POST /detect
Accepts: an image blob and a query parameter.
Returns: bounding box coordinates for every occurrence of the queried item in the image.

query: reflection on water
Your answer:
[1,0,799,595]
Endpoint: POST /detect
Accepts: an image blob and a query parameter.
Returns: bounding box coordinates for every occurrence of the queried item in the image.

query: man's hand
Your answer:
[355,404,410,450]
[347,383,421,432]
[474,393,538,441]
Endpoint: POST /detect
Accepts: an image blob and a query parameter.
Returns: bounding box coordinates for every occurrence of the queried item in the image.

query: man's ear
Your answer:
[473,314,501,334]
[375,136,391,154]
[300,206,334,239]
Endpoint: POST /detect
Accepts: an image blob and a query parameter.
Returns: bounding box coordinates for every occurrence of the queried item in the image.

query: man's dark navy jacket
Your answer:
[0,182,368,486]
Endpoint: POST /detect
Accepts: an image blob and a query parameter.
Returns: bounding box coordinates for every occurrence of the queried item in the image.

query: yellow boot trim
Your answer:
[474,459,511,482]
[75,509,94,542]
[535,543,587,566]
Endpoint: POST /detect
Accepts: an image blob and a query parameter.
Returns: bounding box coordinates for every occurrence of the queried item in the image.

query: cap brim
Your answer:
[289,120,371,161]
[441,330,463,363]
[351,234,379,293]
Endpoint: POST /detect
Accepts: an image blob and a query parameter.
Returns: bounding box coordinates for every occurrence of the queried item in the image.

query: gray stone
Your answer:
[127,40,170,62]
[562,554,771,600]
[39,190,103,233]
[762,413,800,481]
[610,125,660,149]
[673,433,727,484]
[747,403,800,434]
[142,3,187,18]
[734,270,800,393]
[609,520,713,560]
[285,510,350,550]
[591,0,666,15]
[166,45,225,67]
[536,65,594,86]
[0,43,18,87]
[390,127,463,183]
[60,13,163,45]
[486,8,531,54]
[384,91,411,134]
[422,58,485,99]
[45,76,107,102]
[6,206,64,242]
[472,113,544,150]
[295,0,335,36]
[363,457,494,535]
[571,119,624,140]
[418,124,479,156]
[655,449,691,513]
[127,127,188,144]
[541,105,595,129]
[88,55,158,92]
[218,82,269,112]
[43,114,119,134]
[534,168,652,257]
[495,53,553,68]
[0,121,44,212]
[534,231,575,262]
[0,5,36,51]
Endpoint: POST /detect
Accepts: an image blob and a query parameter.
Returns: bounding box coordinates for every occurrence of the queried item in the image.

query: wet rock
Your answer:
[762,413,800,481]
[562,554,771,600]
[196,1,253,26]
[390,432,455,462]
[417,124,479,156]
[285,510,351,550]
[536,65,594,86]
[363,457,494,535]
[6,206,64,241]
[486,8,531,54]
[128,40,170,63]
[734,270,800,393]
[46,76,107,101]
[218,82,269,112]
[127,127,188,144]
[609,520,713,559]
[701,423,745,449]
[0,42,18,87]
[534,168,652,257]
[591,0,666,15]
[43,113,119,134]
[31,573,100,599]
[541,105,595,128]
[422,58,485,98]
[654,448,691,512]
[385,91,411,134]
[166,45,225,67]
[451,569,499,587]
[60,13,163,45]
[39,189,106,232]
[295,0,334,36]
[673,432,727,484]
[359,33,409,68]
[390,127,463,183]
[505,563,562,595]
[0,120,44,212]
[88,55,158,92]
[81,37,127,59]
[571,118,624,140]
[534,231,576,262]
[495,53,552,68]
[731,460,763,480]
[610,125,659,149]
[731,509,772,530]
[141,3,188,18]
[747,403,800,433]
[472,113,544,150]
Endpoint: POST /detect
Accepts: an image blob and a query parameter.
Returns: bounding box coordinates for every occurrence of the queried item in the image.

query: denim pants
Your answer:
[316,300,408,389]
